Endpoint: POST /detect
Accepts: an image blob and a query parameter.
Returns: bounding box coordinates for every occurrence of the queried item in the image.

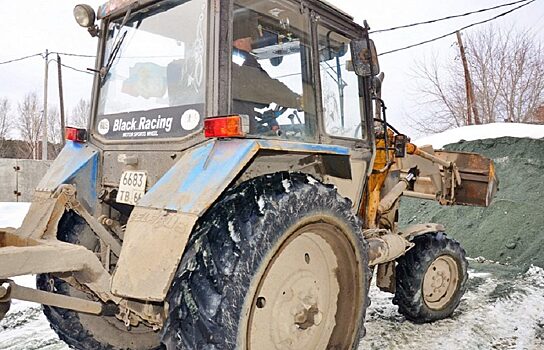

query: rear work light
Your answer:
[204,115,249,138]
[65,127,88,143]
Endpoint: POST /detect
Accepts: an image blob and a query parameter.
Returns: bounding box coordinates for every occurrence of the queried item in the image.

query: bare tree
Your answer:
[69,99,91,129]
[16,92,43,159]
[409,56,466,133]
[412,26,544,133]
[48,106,63,157]
[495,30,544,123]
[0,98,12,157]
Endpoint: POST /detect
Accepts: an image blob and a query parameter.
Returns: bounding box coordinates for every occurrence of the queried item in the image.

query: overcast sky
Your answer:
[0,0,542,138]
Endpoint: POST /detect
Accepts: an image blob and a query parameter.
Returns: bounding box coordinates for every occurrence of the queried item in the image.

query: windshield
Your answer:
[95,0,208,141]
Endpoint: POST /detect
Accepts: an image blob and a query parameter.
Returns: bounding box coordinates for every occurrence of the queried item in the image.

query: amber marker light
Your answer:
[204,115,249,138]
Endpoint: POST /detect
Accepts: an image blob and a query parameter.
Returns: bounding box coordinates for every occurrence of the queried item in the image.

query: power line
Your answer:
[52,51,95,58]
[379,0,537,56]
[0,51,93,74]
[51,59,94,75]
[0,53,43,65]
[370,0,531,34]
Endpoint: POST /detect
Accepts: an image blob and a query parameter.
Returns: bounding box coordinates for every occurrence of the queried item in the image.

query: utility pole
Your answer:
[57,54,66,146]
[42,49,49,160]
[456,31,480,125]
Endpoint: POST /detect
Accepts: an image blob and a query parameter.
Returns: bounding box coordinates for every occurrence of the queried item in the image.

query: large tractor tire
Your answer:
[37,211,161,350]
[161,172,370,350]
[393,232,468,323]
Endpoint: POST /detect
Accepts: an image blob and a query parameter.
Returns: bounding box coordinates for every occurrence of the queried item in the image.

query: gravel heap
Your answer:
[399,137,544,270]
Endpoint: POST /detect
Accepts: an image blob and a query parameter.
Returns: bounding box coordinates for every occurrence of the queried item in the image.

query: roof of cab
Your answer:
[317,0,353,21]
[98,0,354,22]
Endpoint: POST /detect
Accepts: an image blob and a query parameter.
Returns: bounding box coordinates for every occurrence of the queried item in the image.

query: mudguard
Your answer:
[112,138,351,301]
[36,141,100,211]
[16,141,100,240]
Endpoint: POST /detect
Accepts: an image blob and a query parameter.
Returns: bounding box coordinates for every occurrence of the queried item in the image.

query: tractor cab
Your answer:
[79,0,378,147]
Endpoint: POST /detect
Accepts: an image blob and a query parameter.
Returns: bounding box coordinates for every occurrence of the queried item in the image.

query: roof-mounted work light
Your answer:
[74,4,99,37]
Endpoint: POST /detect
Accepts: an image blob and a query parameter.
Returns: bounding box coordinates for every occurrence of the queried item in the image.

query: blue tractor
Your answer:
[0,0,497,349]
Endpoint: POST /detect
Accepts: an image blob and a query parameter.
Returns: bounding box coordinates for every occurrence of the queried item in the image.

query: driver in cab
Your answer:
[231,8,301,134]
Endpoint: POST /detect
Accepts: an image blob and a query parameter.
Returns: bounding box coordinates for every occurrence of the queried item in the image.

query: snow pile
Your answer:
[415,123,544,149]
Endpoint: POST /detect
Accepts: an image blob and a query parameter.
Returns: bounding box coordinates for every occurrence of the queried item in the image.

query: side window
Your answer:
[231,0,315,141]
[318,27,364,139]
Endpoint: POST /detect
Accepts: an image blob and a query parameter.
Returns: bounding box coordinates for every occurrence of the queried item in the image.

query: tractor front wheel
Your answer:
[393,232,468,323]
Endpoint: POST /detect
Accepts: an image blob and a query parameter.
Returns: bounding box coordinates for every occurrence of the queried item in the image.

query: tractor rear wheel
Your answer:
[393,232,468,323]
[161,172,370,350]
[37,211,161,350]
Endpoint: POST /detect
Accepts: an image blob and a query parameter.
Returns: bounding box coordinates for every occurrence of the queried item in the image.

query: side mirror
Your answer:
[350,38,380,77]
[394,134,408,158]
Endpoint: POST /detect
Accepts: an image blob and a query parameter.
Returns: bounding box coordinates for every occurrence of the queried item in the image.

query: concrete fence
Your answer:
[0,159,52,202]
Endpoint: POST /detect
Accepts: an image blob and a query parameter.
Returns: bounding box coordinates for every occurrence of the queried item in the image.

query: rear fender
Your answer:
[17,141,99,240]
[36,141,99,212]
[112,139,351,301]
[400,223,445,241]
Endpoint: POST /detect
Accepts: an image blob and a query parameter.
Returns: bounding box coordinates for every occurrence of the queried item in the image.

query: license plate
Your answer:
[116,171,147,205]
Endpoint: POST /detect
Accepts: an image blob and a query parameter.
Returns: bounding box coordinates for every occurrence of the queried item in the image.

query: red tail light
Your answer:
[204,115,249,138]
[65,127,87,142]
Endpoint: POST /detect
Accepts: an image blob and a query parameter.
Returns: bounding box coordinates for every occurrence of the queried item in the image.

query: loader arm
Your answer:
[397,143,498,207]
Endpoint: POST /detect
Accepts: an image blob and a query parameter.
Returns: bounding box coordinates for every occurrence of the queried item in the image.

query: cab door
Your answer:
[312,12,374,210]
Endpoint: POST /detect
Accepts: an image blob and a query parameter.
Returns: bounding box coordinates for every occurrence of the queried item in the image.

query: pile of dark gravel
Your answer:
[399,137,544,270]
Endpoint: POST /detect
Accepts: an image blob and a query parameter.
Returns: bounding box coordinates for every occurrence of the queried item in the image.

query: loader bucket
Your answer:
[435,150,499,207]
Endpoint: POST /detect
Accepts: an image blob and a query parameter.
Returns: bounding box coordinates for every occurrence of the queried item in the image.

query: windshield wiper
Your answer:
[101,30,127,81]
[100,5,135,82]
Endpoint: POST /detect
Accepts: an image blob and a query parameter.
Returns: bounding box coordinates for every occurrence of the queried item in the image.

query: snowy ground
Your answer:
[0,277,66,350]
[2,202,544,349]
[2,264,544,350]
[361,263,544,350]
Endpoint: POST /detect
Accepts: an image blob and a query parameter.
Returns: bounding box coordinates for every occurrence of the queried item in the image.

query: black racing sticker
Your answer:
[95,104,204,140]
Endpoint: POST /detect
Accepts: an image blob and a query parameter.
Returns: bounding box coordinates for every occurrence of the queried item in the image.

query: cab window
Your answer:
[317,26,365,139]
[230,0,316,141]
